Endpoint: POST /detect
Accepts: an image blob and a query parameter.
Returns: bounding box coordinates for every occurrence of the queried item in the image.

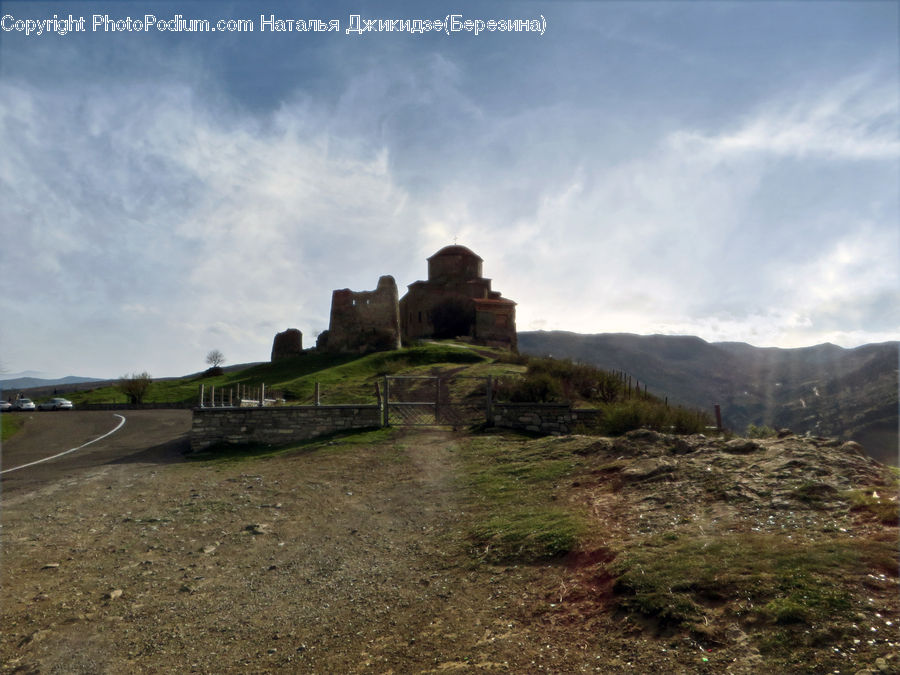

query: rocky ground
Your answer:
[1,418,897,674]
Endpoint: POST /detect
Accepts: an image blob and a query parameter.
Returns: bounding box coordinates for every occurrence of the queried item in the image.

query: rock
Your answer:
[840,441,866,457]
[624,428,663,444]
[271,329,303,361]
[105,589,123,601]
[245,523,271,535]
[875,654,899,674]
[723,439,761,454]
[668,438,695,455]
[621,458,675,483]
[201,544,218,554]
[41,563,60,570]
[776,428,793,438]
[20,629,52,646]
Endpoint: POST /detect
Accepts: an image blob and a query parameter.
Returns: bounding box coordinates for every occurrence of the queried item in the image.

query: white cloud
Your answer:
[670,70,899,161]
[0,79,423,375]
[1,18,897,376]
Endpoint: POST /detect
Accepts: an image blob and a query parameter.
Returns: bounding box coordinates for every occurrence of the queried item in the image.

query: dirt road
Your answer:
[1,422,605,673]
[3,415,896,673]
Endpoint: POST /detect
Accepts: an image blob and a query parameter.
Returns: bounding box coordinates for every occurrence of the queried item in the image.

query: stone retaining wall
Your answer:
[81,402,193,410]
[190,405,382,453]
[492,402,600,435]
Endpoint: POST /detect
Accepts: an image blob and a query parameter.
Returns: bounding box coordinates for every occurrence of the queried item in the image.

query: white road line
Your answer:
[1,414,127,475]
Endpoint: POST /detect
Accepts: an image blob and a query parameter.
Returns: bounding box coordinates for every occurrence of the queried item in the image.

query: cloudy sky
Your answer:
[1,1,897,378]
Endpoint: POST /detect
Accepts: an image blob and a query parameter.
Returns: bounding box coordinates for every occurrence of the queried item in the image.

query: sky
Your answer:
[1,1,898,379]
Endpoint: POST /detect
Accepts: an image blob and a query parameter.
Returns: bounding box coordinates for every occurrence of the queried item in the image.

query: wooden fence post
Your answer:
[383,376,390,427]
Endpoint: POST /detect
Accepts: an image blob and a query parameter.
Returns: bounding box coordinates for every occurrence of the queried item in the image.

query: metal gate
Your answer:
[383,375,490,428]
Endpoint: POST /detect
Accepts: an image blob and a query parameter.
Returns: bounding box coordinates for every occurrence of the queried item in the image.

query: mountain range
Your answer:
[518,331,898,465]
[0,375,105,392]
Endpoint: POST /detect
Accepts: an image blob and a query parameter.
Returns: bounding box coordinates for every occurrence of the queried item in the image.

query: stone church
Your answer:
[399,245,517,350]
[272,245,517,359]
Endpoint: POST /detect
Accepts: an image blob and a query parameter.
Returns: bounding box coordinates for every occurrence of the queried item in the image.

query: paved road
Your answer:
[1,410,192,497]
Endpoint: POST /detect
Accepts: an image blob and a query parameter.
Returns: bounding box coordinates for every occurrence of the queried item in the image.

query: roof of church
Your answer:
[427,245,483,262]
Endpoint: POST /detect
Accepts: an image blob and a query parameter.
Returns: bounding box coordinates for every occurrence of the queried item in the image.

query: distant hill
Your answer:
[518,331,899,465]
[0,375,106,391]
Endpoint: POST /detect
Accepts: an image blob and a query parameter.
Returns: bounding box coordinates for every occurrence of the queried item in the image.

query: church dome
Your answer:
[427,245,483,281]
[427,245,483,262]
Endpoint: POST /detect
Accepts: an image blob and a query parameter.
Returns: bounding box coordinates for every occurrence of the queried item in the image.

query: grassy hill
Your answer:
[64,341,710,436]
[65,343,524,406]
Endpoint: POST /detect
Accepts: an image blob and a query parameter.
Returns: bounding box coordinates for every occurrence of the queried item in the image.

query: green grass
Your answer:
[460,434,585,562]
[844,488,900,525]
[610,531,896,630]
[67,343,494,406]
[1,414,25,442]
[746,423,778,438]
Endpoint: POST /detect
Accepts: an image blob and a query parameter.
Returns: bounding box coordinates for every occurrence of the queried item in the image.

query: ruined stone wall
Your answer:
[190,405,382,452]
[324,275,402,353]
[271,328,303,361]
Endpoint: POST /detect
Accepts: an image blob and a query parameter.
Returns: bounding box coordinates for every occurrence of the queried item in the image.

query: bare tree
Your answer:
[206,350,225,369]
[118,372,152,404]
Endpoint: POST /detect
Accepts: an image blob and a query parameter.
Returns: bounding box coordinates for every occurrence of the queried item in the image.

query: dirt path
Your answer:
[0,428,592,674]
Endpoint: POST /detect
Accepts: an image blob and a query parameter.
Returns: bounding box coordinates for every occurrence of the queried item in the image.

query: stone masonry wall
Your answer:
[492,403,600,435]
[325,275,401,353]
[190,405,382,453]
[271,328,303,361]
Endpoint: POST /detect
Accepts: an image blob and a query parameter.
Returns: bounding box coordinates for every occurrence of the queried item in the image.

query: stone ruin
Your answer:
[271,328,303,361]
[318,275,402,354]
[270,246,516,360]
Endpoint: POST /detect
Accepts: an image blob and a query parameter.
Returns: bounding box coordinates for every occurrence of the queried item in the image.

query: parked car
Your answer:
[0,401,11,412]
[13,398,36,411]
[37,397,74,411]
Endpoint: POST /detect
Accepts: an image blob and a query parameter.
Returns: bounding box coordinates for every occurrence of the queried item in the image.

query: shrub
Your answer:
[491,356,709,434]
[493,351,529,365]
[747,423,777,438]
[600,400,710,436]
[118,371,152,404]
[496,372,564,403]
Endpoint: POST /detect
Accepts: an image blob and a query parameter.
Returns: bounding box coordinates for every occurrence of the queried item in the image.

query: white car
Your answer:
[38,397,74,411]
[0,401,11,412]
[13,398,36,411]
